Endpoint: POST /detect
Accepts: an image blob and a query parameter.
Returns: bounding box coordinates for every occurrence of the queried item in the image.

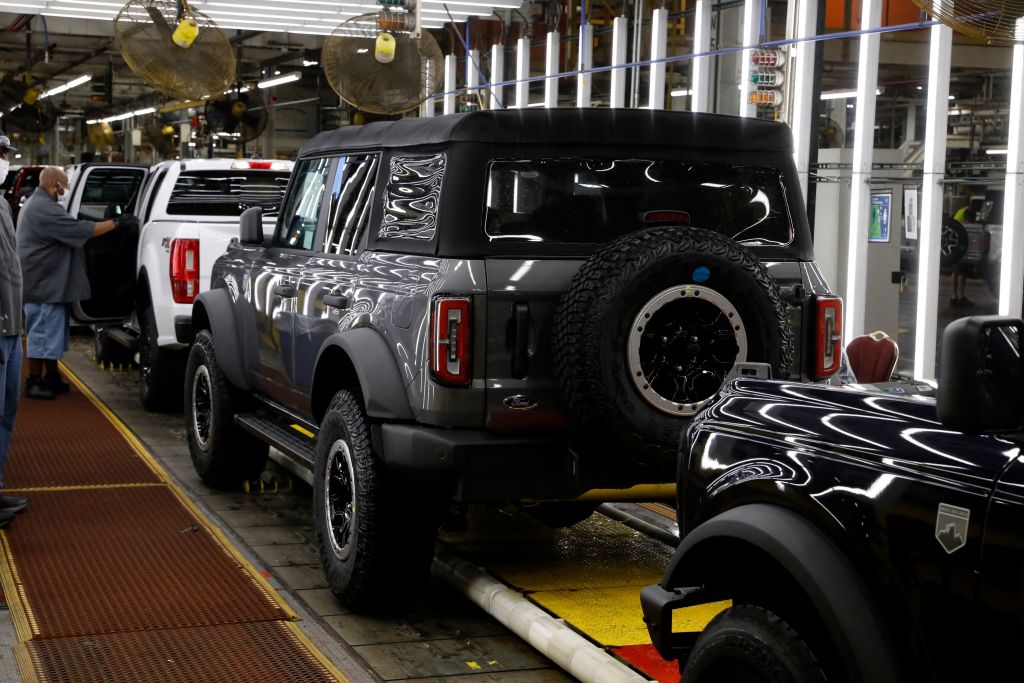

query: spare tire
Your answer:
[940,215,969,268]
[552,226,793,454]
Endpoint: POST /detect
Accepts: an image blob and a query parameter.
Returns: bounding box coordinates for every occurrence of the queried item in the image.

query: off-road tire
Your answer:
[314,390,440,614]
[940,216,969,268]
[93,326,133,369]
[139,304,186,413]
[553,226,793,460]
[527,502,600,529]
[682,604,826,683]
[185,330,267,487]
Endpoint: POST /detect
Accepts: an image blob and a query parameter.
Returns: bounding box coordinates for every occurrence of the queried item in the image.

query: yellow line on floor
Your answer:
[0,532,36,641]
[12,643,38,683]
[3,482,166,493]
[57,362,350,683]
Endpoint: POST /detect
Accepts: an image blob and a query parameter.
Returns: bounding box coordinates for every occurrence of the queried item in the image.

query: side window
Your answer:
[324,154,379,256]
[76,168,147,221]
[141,168,167,224]
[275,157,332,250]
[379,153,445,241]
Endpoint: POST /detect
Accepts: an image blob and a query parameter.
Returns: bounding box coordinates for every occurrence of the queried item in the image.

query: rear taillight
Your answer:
[814,296,843,379]
[170,239,200,304]
[430,296,472,386]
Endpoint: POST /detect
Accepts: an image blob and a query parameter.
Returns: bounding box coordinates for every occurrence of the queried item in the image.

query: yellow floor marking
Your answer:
[3,482,165,493]
[290,424,316,438]
[13,643,39,683]
[671,599,732,633]
[0,533,35,641]
[532,585,653,647]
[467,661,482,670]
[57,363,350,683]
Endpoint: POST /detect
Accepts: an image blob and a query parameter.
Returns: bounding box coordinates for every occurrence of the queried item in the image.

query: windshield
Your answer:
[167,170,290,217]
[484,158,793,247]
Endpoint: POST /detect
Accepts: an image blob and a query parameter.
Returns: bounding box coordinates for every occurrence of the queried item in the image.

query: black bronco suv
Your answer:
[185,109,841,611]
[642,315,1024,683]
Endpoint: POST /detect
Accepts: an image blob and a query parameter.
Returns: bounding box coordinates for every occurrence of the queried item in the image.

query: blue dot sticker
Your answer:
[692,266,711,283]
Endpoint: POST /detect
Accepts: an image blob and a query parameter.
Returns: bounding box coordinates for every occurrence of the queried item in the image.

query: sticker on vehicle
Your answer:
[935,503,970,554]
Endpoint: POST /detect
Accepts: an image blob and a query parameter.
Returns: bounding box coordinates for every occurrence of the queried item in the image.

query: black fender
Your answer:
[313,328,413,421]
[665,504,903,683]
[192,289,248,390]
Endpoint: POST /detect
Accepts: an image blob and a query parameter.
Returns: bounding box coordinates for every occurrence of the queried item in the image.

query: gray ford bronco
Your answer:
[185,109,842,612]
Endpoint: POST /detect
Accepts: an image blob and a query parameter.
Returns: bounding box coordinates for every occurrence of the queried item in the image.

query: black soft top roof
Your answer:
[299,109,794,157]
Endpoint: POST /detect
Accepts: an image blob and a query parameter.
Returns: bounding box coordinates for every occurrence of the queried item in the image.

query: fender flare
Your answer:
[192,289,248,390]
[667,504,903,683]
[314,328,413,421]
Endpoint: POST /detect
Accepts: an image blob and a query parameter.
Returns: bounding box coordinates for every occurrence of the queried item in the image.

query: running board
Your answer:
[235,414,316,484]
[106,326,138,350]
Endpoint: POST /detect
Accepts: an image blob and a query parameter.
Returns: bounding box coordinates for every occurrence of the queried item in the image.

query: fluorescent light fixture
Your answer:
[133,107,156,116]
[85,118,98,124]
[987,149,1009,155]
[670,88,692,97]
[224,86,250,94]
[302,59,318,66]
[820,88,882,100]
[949,95,956,100]
[258,72,301,89]
[39,73,92,99]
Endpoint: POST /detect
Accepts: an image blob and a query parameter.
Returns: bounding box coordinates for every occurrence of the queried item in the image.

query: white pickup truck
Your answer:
[68,159,293,411]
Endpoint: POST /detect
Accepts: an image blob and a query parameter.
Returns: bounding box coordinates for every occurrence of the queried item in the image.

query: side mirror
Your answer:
[938,315,1024,434]
[239,206,265,246]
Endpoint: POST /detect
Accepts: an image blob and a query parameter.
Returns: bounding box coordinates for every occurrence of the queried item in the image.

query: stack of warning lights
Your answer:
[749,48,786,120]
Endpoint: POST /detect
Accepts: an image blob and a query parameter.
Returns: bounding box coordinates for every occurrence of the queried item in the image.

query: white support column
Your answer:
[515,37,530,108]
[914,23,953,380]
[545,31,560,108]
[490,43,505,109]
[691,0,712,113]
[843,0,883,344]
[790,0,819,202]
[738,0,762,118]
[577,24,593,108]
[467,49,480,109]
[420,56,436,117]
[610,16,627,108]
[443,53,457,115]
[1001,29,1024,318]
[648,8,668,110]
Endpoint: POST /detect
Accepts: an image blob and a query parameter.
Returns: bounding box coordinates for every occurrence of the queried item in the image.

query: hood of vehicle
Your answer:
[688,379,1020,491]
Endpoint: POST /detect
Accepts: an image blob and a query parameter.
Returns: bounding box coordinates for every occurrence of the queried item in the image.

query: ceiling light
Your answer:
[670,89,692,97]
[949,95,956,100]
[38,74,92,99]
[820,88,882,101]
[133,107,156,116]
[302,59,318,66]
[258,72,301,89]
[987,149,1009,155]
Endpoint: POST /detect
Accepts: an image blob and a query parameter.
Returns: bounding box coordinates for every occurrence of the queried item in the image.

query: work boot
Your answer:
[46,374,71,395]
[24,376,55,400]
[0,495,28,514]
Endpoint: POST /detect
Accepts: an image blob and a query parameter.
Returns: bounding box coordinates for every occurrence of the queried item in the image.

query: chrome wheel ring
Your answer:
[627,285,748,416]
[191,365,213,449]
[324,438,357,560]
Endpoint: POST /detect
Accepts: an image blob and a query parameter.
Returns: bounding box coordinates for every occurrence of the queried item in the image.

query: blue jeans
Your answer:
[0,335,22,487]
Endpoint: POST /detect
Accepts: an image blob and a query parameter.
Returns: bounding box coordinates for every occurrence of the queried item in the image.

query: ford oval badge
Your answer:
[503,395,538,411]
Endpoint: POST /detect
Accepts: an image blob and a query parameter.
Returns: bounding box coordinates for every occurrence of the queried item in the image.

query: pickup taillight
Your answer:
[170,239,200,304]
[430,296,472,386]
[814,296,843,379]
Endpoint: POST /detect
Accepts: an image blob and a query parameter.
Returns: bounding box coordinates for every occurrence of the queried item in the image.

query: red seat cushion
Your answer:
[846,334,899,383]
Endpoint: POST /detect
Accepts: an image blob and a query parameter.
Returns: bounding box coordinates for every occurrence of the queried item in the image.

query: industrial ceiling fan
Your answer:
[204,89,267,143]
[911,0,1024,44]
[114,0,237,100]
[321,0,444,115]
[0,74,59,133]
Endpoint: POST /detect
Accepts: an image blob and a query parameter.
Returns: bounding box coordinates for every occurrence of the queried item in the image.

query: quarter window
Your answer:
[379,153,445,241]
[275,157,332,251]
[324,154,379,256]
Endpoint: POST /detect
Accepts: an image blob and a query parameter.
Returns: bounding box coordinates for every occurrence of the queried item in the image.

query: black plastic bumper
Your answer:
[174,315,193,344]
[375,423,578,501]
[640,583,710,662]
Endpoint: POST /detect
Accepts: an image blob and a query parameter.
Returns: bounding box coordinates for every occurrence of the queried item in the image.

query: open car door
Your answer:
[67,164,149,323]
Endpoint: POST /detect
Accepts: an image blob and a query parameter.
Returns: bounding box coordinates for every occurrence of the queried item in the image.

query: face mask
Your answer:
[0,160,8,186]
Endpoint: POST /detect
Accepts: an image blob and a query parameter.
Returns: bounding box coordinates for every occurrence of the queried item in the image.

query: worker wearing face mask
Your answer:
[16,166,139,399]
[0,133,28,525]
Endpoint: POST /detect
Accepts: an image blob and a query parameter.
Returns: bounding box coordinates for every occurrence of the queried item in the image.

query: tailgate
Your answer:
[483,259,582,432]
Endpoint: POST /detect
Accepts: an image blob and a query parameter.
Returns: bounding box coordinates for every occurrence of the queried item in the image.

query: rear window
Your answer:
[167,170,289,217]
[484,158,793,247]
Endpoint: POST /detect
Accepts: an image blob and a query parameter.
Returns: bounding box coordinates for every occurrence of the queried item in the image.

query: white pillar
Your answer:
[490,43,504,109]
[444,53,457,115]
[545,31,560,108]
[842,0,883,344]
[1001,29,1024,318]
[790,0,819,202]
[692,0,713,113]
[914,24,953,380]
[610,17,628,108]
[577,24,593,108]
[515,37,530,108]
[738,0,762,118]
[467,49,480,109]
[648,8,668,110]
[420,57,436,117]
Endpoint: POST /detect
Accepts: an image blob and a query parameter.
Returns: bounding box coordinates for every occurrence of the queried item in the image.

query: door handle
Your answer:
[273,283,297,298]
[323,294,348,309]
